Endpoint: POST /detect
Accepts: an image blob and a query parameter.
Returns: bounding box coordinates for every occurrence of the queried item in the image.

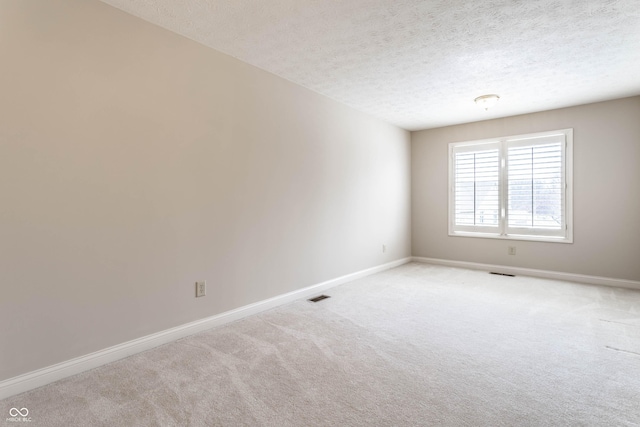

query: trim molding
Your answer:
[0,257,411,400]
[412,257,640,290]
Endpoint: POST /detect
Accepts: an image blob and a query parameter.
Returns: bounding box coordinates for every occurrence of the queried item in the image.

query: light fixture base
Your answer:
[474,94,500,110]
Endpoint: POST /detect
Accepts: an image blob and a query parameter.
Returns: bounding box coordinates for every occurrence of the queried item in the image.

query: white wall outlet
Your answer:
[382,244,386,253]
[195,281,206,298]
[508,246,516,256]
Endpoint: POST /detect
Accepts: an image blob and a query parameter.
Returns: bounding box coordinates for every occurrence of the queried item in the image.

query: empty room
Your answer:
[1,0,639,425]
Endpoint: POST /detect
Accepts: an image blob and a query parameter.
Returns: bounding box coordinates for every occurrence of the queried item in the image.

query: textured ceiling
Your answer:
[99,0,640,130]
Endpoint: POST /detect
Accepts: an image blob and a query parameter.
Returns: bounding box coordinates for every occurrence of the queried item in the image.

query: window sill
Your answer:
[448,231,573,244]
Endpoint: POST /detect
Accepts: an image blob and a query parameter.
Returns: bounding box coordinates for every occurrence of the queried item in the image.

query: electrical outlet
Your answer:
[382,244,386,253]
[195,281,206,298]
[508,246,516,256]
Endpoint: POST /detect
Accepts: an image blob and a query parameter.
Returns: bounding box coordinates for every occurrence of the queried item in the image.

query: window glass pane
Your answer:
[454,149,499,227]
[508,143,562,230]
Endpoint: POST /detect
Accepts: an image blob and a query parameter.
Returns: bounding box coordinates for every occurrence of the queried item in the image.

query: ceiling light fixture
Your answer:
[474,94,500,110]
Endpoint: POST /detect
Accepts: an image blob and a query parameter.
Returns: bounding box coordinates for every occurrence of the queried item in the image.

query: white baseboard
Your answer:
[412,257,640,290]
[0,257,411,400]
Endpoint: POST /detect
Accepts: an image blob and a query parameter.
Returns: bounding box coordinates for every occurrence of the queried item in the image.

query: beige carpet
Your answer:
[2,262,640,426]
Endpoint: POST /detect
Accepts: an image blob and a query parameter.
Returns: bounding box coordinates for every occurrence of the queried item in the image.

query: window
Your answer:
[448,129,573,243]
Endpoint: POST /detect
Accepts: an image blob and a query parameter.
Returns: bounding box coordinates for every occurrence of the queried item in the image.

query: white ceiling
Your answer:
[99,0,640,131]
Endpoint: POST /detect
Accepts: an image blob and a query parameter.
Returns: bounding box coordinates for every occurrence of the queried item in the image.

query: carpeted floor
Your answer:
[2,262,640,426]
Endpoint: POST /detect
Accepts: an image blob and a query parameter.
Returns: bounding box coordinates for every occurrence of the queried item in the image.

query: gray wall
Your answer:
[0,0,411,381]
[412,96,640,282]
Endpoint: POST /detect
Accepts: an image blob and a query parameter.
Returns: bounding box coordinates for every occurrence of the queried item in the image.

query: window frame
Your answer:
[448,128,573,243]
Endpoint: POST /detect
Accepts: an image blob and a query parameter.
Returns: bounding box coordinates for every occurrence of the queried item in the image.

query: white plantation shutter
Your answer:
[506,135,565,237]
[449,129,572,242]
[451,143,500,234]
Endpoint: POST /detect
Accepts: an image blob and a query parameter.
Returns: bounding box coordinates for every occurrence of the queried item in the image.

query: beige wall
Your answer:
[0,0,411,381]
[412,96,640,282]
